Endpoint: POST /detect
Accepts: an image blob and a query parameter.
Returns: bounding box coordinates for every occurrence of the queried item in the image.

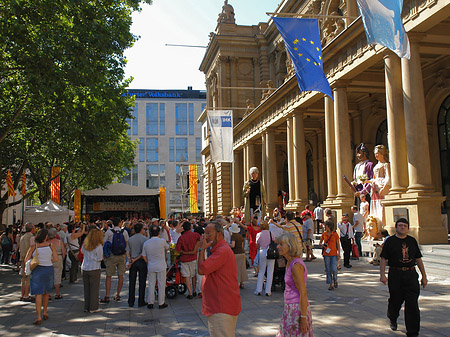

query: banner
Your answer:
[51,166,60,204]
[189,164,198,214]
[207,110,234,163]
[272,17,333,99]
[74,189,81,222]
[22,171,26,196]
[356,0,410,59]
[159,187,166,219]
[6,169,15,197]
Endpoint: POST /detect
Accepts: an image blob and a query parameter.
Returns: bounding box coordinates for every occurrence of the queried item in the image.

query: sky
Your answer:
[124,0,281,90]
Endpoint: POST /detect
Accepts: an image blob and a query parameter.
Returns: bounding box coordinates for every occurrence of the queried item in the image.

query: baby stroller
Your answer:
[165,248,187,299]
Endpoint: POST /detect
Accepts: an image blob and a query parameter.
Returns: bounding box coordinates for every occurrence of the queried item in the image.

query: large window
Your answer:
[376,119,388,147]
[169,138,174,162]
[176,138,188,162]
[127,105,139,136]
[139,138,145,162]
[159,103,165,135]
[189,103,194,135]
[146,164,159,189]
[132,166,138,186]
[176,103,187,135]
[176,165,182,189]
[146,103,158,135]
[438,95,450,231]
[121,168,131,185]
[196,138,202,162]
[160,164,166,187]
[146,138,158,162]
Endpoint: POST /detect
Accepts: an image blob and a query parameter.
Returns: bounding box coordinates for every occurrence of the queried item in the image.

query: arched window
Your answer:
[376,119,388,147]
[438,95,450,232]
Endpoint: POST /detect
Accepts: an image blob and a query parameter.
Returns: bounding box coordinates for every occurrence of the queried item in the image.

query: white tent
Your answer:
[23,200,75,225]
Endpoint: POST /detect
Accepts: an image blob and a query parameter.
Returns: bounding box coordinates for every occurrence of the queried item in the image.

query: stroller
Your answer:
[165,247,187,299]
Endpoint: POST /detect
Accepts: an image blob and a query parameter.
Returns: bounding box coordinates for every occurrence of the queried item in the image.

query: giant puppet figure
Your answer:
[242,167,266,223]
[351,143,374,208]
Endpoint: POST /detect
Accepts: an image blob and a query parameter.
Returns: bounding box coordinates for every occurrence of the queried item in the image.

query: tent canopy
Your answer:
[24,200,74,225]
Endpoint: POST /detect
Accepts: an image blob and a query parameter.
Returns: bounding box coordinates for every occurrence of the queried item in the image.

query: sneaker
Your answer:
[390,320,397,331]
[147,304,154,309]
[186,295,193,299]
[159,303,168,309]
[254,291,261,296]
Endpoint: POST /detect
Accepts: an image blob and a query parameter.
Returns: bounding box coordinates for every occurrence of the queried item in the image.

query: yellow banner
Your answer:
[6,169,15,197]
[74,189,81,222]
[51,166,60,204]
[159,187,166,219]
[189,164,198,214]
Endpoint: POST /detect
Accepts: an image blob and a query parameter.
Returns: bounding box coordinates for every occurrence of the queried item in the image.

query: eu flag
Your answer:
[273,17,333,99]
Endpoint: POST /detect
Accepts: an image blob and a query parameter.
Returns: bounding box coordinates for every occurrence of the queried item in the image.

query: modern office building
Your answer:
[199,0,450,243]
[117,88,206,217]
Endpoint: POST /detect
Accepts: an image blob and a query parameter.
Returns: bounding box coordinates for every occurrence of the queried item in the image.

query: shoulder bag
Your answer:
[30,247,40,271]
[266,232,279,260]
[292,222,307,253]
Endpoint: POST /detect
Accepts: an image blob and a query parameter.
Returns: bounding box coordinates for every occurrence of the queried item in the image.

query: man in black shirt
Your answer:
[380,218,427,337]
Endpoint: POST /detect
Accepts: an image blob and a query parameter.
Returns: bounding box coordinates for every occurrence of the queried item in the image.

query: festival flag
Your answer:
[356,0,410,59]
[74,189,81,222]
[22,171,26,196]
[6,169,15,197]
[51,166,61,204]
[207,110,234,163]
[272,17,333,99]
[159,187,167,219]
[189,164,199,214]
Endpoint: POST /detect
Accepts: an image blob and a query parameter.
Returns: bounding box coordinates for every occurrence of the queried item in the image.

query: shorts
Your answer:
[305,239,313,249]
[105,254,126,277]
[180,260,197,278]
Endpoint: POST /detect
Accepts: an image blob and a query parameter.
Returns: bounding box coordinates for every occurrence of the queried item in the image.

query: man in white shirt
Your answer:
[352,206,365,257]
[338,213,354,268]
[142,225,169,309]
[313,203,324,234]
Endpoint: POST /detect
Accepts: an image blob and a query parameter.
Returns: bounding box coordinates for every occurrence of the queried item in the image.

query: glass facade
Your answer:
[132,166,138,186]
[159,103,165,135]
[146,164,159,189]
[196,138,202,162]
[139,138,145,162]
[189,103,194,135]
[176,138,188,162]
[169,138,174,162]
[146,138,158,162]
[176,103,187,135]
[146,103,158,135]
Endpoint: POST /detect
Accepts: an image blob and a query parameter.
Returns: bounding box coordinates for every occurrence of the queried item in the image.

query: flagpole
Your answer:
[267,12,358,19]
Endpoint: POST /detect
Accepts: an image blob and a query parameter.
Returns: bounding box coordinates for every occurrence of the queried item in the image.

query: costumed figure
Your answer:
[242,167,267,224]
[365,145,391,227]
[363,215,381,240]
[351,143,374,208]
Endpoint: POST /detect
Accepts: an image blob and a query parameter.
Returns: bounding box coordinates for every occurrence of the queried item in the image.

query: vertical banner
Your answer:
[159,187,166,219]
[51,166,61,204]
[74,189,81,222]
[6,169,15,197]
[22,171,26,196]
[189,164,198,214]
[207,110,234,163]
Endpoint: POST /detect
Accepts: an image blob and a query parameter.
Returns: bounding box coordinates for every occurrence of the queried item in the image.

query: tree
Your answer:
[0,0,152,219]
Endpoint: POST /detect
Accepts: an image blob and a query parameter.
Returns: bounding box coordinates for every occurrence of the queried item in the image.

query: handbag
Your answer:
[351,243,359,259]
[266,232,279,260]
[77,247,84,263]
[322,233,333,255]
[30,247,39,271]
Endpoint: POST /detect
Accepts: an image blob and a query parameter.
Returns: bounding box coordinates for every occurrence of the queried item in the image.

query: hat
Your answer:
[151,218,159,223]
[229,223,240,233]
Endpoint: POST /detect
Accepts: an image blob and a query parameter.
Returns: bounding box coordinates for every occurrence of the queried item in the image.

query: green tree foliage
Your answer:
[0,0,152,215]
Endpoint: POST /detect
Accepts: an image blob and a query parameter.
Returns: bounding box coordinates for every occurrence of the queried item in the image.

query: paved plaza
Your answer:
[1,249,450,337]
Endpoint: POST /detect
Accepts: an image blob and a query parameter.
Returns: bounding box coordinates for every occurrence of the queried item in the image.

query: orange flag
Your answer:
[22,171,26,196]
[189,164,198,214]
[51,166,60,204]
[74,189,81,222]
[160,187,166,219]
[6,169,15,197]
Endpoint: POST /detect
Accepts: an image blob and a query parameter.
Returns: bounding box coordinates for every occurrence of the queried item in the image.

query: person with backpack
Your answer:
[101,217,129,303]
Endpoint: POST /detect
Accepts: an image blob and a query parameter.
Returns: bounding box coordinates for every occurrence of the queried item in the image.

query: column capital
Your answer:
[292,107,306,117]
[407,32,426,43]
[383,49,400,60]
[332,80,351,89]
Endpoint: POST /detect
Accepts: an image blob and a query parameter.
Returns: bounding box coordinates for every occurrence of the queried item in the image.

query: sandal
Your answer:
[100,297,110,303]
[33,320,42,325]
[55,295,63,299]
[43,314,48,320]
[328,285,334,291]
[113,295,120,301]
[334,281,338,289]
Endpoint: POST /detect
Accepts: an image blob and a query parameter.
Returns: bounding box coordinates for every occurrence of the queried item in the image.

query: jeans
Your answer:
[354,232,363,256]
[323,255,338,285]
[128,259,147,306]
[255,248,275,294]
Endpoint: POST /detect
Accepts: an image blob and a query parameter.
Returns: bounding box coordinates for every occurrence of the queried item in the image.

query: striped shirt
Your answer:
[282,220,303,248]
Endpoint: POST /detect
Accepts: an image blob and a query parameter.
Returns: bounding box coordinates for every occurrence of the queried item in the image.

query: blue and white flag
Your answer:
[356,0,410,59]
[207,110,234,163]
[272,17,333,99]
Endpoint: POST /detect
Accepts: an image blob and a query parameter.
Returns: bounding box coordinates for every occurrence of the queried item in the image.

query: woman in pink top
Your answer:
[254,221,275,296]
[276,232,313,336]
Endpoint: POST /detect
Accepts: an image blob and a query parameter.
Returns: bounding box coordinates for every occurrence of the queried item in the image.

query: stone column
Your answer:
[312,132,320,200]
[401,36,434,193]
[333,84,353,200]
[261,134,267,191]
[286,116,296,206]
[265,130,278,212]
[324,96,337,201]
[317,130,326,201]
[384,52,409,194]
[232,151,243,209]
[293,110,308,206]
[247,142,256,173]
[242,145,248,182]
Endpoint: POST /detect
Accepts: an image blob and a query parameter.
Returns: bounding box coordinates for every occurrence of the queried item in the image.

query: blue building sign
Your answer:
[124,89,206,99]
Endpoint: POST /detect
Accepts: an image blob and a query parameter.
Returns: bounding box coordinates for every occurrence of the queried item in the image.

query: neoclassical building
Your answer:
[198,0,450,244]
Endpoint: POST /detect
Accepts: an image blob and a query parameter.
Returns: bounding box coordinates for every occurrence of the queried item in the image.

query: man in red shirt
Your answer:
[175,222,201,299]
[198,222,241,337]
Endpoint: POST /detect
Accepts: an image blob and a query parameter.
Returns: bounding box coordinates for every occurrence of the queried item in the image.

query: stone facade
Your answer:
[198,0,450,243]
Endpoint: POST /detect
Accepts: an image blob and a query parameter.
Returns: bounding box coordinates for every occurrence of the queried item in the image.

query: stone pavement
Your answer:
[1,248,450,337]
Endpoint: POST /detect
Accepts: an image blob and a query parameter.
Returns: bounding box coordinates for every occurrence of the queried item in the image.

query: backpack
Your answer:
[103,241,112,258]
[111,229,126,255]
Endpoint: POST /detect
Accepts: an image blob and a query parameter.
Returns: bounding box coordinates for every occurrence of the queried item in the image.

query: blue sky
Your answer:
[124,0,280,90]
